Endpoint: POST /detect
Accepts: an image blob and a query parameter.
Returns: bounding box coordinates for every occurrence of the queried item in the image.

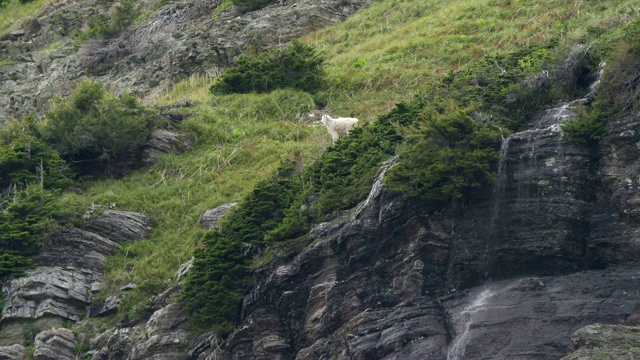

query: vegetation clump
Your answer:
[41,80,159,176]
[182,160,301,334]
[386,110,503,201]
[0,116,70,279]
[210,41,326,95]
[561,104,610,147]
[75,0,140,40]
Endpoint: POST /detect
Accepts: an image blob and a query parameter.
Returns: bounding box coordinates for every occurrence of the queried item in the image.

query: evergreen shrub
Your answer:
[0,115,71,190]
[561,102,610,147]
[41,80,158,176]
[0,187,61,278]
[386,110,503,202]
[210,41,326,95]
[0,116,71,279]
[182,160,301,334]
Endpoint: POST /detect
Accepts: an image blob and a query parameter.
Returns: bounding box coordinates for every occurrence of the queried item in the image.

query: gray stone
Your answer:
[0,211,152,345]
[142,130,193,166]
[120,283,137,291]
[174,258,194,279]
[33,328,76,360]
[0,344,27,360]
[2,267,94,321]
[200,203,238,230]
[88,210,152,242]
[443,271,640,360]
[0,319,65,347]
[88,300,192,360]
[9,30,25,38]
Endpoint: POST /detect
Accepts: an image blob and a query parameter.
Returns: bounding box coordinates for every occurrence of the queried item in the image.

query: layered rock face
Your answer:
[0,211,151,346]
[218,96,640,359]
[450,106,595,289]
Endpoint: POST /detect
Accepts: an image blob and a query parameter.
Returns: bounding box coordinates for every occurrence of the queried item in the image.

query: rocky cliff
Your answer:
[1,83,636,360]
[2,0,640,359]
[215,89,640,359]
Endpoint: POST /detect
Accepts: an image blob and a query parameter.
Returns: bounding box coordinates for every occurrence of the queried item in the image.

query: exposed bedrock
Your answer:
[221,101,640,359]
[0,0,372,121]
[0,211,151,346]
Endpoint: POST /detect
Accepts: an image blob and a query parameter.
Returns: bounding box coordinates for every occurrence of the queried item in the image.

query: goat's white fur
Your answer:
[320,114,359,143]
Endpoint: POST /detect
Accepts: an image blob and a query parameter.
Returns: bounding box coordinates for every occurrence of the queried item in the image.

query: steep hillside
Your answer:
[0,0,640,359]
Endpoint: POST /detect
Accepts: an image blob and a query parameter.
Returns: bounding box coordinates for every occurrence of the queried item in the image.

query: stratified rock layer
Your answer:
[33,328,76,360]
[0,211,151,345]
[0,344,27,360]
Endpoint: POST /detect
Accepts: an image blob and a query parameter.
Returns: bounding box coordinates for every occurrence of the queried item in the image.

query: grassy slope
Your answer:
[314,0,635,120]
[4,0,636,323]
[58,88,327,314]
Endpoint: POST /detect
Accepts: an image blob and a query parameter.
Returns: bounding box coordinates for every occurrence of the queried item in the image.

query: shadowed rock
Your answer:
[0,211,151,345]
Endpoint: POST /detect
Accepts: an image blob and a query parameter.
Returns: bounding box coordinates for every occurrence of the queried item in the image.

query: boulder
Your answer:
[142,130,193,166]
[89,294,125,317]
[33,328,76,360]
[88,210,152,242]
[200,203,238,230]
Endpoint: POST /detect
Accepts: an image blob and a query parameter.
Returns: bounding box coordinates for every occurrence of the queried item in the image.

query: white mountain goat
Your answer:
[320,114,359,143]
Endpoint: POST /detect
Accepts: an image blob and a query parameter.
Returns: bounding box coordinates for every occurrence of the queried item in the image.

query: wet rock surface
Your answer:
[217,98,640,359]
[445,268,640,360]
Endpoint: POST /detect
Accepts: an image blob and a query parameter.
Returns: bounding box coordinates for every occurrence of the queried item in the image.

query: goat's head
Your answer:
[320,114,329,125]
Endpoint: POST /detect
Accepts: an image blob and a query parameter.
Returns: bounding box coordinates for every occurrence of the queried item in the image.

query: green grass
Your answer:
[36,40,65,54]
[0,58,17,67]
[308,0,637,120]
[0,0,49,34]
[44,0,638,325]
[58,89,328,321]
